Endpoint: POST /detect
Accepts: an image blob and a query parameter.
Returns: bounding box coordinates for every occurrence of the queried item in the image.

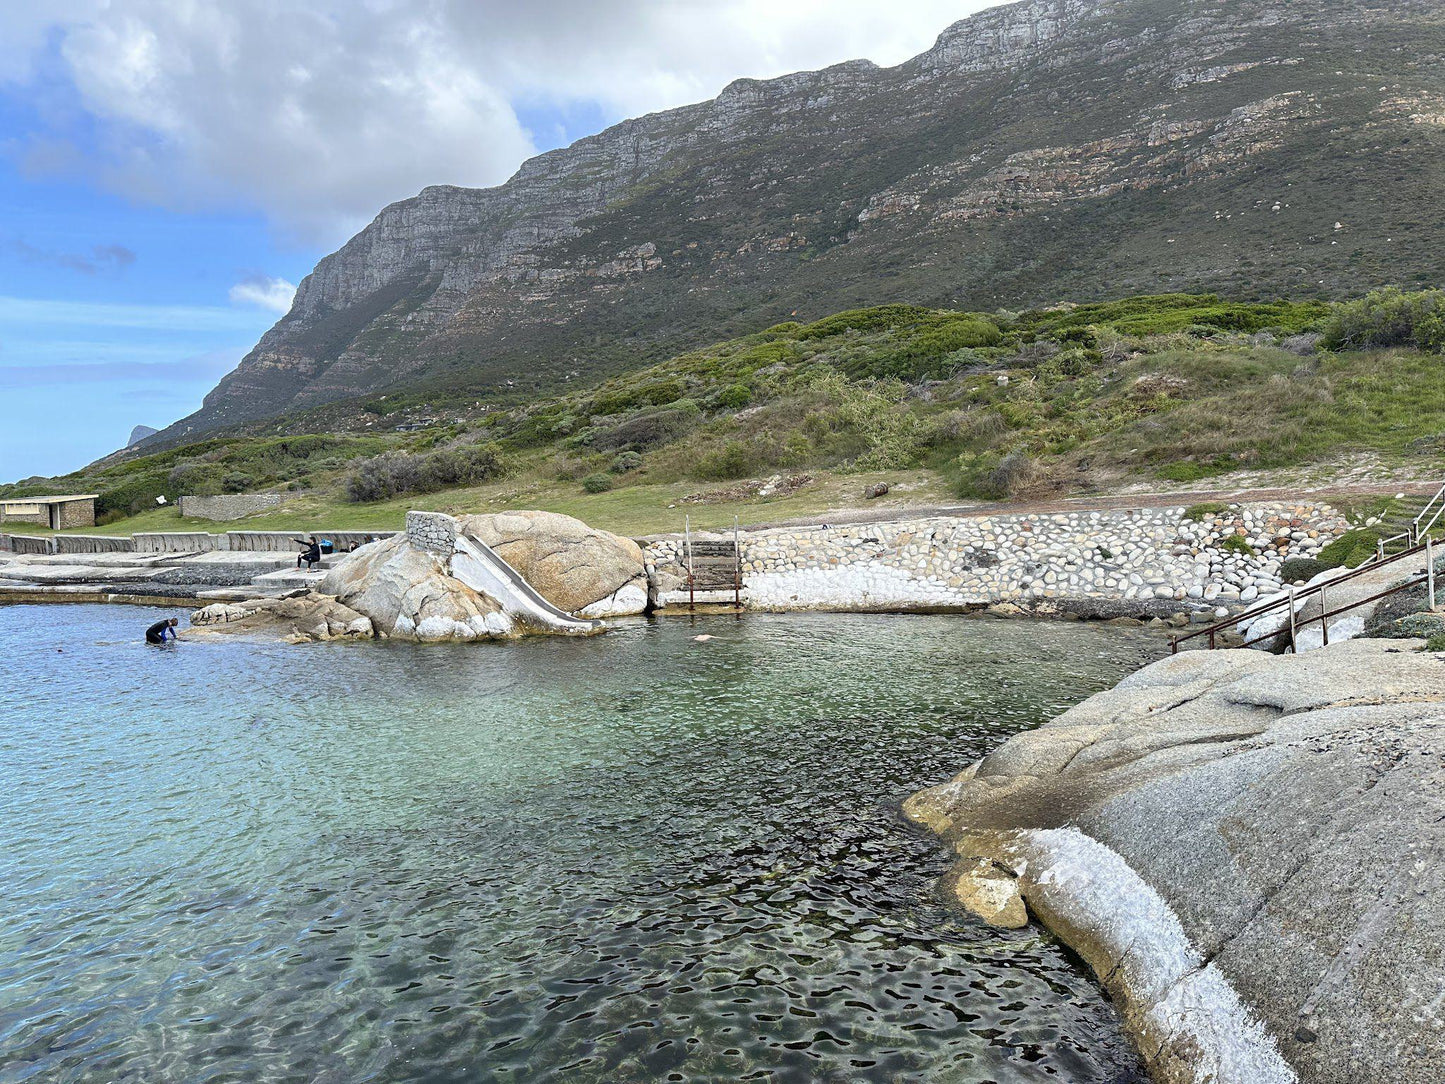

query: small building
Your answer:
[0,494,99,530]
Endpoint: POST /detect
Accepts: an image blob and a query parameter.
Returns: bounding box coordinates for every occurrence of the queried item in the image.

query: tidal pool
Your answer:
[0,604,1162,1083]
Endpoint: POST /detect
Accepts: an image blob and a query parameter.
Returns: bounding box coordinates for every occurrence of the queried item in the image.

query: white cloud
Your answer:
[2,1,993,243]
[0,294,270,331]
[229,275,296,315]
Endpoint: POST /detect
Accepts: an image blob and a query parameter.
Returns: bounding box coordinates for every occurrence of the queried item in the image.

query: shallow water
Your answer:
[0,605,1162,1084]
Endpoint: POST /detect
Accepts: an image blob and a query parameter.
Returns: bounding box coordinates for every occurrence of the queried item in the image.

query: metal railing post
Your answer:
[1430,538,1438,613]
[1288,586,1298,653]
[733,515,741,609]
[1320,584,1329,647]
[685,514,695,612]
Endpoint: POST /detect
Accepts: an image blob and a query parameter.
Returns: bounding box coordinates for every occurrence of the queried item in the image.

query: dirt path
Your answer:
[715,480,1439,535]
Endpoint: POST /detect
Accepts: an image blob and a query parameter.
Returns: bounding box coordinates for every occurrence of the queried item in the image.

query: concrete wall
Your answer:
[2,534,56,555]
[54,534,135,554]
[226,530,395,553]
[3,528,397,557]
[179,493,283,521]
[133,532,219,554]
[644,501,1347,612]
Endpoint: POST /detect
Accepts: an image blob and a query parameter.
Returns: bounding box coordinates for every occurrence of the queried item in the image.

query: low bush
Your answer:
[1221,534,1254,556]
[593,402,702,451]
[1182,502,1228,521]
[610,451,644,474]
[1323,287,1445,353]
[717,383,752,409]
[694,440,766,481]
[1317,528,1382,569]
[955,449,1036,500]
[345,444,503,502]
[581,473,613,494]
[1278,557,1329,584]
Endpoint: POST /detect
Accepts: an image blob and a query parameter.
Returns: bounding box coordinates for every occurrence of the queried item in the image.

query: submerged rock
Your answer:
[942,856,1028,929]
[906,638,1445,1084]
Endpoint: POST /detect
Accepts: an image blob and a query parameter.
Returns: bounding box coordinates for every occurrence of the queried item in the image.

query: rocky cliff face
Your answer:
[167,0,1445,439]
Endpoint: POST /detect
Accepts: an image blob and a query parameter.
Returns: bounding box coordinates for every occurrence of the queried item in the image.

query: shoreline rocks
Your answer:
[905,639,1445,1084]
[321,532,515,641]
[187,592,375,643]
[186,509,648,643]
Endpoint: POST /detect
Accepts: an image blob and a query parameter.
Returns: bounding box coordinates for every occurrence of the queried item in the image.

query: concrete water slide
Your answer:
[451,530,604,635]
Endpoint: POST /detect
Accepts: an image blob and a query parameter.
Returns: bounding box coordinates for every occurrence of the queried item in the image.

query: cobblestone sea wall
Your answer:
[644,501,1347,612]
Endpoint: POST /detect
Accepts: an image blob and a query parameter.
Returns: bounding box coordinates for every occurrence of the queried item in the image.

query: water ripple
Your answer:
[0,606,1161,1083]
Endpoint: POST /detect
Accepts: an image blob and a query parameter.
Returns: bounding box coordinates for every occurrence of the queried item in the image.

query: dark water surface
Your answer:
[0,605,1162,1084]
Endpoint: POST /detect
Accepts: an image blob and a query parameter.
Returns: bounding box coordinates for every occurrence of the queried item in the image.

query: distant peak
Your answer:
[921,0,1107,70]
[127,424,158,448]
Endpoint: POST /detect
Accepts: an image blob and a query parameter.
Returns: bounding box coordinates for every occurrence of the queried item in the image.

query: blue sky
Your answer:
[0,90,602,481]
[0,1,982,482]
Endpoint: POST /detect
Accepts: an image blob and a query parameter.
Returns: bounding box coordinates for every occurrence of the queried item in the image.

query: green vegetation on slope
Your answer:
[6,289,1444,537]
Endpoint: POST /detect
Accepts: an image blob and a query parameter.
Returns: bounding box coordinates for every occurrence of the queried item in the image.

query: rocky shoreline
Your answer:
[906,638,1445,1084]
[2,500,1347,637]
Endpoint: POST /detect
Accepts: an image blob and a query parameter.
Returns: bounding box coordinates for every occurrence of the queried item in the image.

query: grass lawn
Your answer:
[35,467,957,540]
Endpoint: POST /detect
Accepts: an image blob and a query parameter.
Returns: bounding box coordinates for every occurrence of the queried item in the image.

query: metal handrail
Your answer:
[1413,481,1445,541]
[1377,482,1445,557]
[1172,537,1434,653]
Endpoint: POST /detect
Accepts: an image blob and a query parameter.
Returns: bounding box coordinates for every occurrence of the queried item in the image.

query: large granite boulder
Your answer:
[457,510,647,616]
[186,591,375,642]
[320,533,514,641]
[906,639,1445,1084]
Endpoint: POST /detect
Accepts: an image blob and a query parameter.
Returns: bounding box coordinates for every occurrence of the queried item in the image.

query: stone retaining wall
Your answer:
[644,501,1347,612]
[178,493,284,521]
[406,511,458,554]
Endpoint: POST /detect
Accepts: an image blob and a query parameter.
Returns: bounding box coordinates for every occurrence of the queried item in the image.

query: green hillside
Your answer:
[7,289,1445,538]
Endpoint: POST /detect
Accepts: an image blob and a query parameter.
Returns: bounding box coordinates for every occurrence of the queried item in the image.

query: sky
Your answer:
[0,0,993,482]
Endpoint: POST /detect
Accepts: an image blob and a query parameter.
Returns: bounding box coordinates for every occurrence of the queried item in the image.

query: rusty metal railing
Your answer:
[1171,536,1438,654]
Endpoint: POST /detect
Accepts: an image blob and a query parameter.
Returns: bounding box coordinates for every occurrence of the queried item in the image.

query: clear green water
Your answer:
[0,605,1162,1084]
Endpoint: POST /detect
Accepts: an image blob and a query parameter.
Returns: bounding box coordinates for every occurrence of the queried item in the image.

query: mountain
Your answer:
[126,425,159,448]
[163,0,1445,442]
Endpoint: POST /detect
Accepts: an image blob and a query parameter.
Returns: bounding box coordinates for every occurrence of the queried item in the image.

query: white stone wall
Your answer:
[644,501,1346,612]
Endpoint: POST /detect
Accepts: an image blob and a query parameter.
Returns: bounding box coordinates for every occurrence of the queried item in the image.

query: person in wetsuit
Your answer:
[294,536,322,569]
[146,617,179,644]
